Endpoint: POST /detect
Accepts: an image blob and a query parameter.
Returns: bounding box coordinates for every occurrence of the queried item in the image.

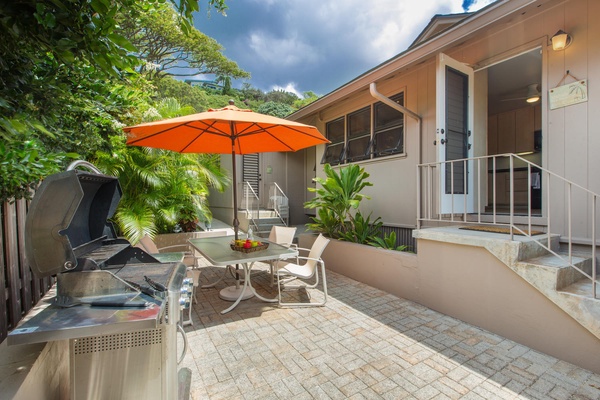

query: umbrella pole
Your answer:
[219,138,254,302]
[232,146,240,241]
[231,146,241,288]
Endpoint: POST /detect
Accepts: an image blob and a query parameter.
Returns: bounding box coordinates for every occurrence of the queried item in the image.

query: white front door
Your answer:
[436,53,475,214]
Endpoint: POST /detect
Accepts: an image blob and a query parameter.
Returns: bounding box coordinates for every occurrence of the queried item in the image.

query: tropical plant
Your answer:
[94,136,229,243]
[337,211,382,244]
[305,163,409,251]
[369,231,410,251]
[304,163,372,239]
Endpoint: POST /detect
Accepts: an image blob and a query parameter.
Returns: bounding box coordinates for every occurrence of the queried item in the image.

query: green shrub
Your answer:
[305,163,408,251]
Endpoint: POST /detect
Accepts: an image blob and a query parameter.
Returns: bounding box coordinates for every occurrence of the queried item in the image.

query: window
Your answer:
[323,117,344,165]
[322,92,404,165]
[346,107,371,162]
[373,93,404,157]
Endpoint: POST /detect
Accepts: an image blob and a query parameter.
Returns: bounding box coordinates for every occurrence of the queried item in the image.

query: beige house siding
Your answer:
[292,0,599,239]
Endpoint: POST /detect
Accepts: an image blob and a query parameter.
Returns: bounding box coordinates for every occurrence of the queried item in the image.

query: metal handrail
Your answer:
[417,153,598,298]
[241,181,260,231]
[268,182,289,226]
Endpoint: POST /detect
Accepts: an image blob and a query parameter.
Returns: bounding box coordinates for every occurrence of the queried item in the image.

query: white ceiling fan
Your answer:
[500,83,540,103]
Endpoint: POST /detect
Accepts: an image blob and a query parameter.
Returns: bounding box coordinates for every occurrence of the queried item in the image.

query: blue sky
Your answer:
[193,0,495,96]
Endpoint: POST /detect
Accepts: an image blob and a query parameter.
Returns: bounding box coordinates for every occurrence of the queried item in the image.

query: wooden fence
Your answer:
[0,199,54,343]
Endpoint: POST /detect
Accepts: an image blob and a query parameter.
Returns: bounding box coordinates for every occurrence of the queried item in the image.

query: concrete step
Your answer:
[520,253,592,290]
[242,209,278,219]
[513,249,600,340]
[254,219,286,238]
[559,278,599,298]
[516,234,560,261]
[555,279,600,341]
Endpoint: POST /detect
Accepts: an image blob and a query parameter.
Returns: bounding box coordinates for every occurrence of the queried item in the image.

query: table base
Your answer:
[219,285,254,301]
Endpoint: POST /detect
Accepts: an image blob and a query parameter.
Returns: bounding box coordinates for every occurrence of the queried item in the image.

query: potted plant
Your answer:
[301,164,417,299]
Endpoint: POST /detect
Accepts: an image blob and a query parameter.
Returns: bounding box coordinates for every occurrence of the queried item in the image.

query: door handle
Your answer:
[440,138,446,145]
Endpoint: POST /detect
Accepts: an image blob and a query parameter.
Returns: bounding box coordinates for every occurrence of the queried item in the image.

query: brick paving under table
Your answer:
[180,262,600,400]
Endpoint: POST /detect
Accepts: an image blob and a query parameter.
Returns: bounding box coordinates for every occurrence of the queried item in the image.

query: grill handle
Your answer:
[67,160,102,174]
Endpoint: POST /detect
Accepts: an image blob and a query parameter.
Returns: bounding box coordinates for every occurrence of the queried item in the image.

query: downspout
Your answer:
[369,82,423,228]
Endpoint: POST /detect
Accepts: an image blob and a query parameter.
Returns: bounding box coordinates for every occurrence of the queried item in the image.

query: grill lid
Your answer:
[25,165,122,278]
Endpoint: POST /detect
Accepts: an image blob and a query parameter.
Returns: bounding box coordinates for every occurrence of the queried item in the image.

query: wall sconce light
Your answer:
[526,84,540,103]
[551,30,572,51]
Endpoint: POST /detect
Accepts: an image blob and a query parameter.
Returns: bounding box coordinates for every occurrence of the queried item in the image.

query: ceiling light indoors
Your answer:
[526,84,540,103]
[551,30,572,51]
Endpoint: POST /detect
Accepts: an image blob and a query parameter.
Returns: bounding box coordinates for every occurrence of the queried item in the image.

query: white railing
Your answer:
[268,182,289,226]
[417,153,598,298]
[241,181,260,229]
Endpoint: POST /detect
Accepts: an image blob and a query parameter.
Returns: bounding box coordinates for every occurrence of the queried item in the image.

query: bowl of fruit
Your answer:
[230,239,269,253]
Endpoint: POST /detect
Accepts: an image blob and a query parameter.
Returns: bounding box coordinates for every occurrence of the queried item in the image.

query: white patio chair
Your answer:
[266,226,297,286]
[136,235,201,326]
[275,233,330,307]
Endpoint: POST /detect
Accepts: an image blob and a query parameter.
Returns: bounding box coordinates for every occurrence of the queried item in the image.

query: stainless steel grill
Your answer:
[8,161,189,399]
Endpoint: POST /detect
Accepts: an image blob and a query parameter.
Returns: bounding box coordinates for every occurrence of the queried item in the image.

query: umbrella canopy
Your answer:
[124,105,328,155]
[124,104,329,239]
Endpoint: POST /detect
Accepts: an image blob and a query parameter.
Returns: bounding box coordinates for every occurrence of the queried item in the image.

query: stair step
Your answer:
[517,235,560,260]
[521,253,593,290]
[559,279,599,298]
[524,253,587,268]
[256,217,282,223]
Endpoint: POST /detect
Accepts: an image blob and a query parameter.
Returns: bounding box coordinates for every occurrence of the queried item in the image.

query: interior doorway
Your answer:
[485,48,542,215]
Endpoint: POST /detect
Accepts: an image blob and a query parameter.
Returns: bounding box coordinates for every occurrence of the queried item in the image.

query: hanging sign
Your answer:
[549,79,588,110]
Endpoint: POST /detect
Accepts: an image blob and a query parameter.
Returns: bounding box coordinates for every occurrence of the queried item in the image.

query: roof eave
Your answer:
[288,0,538,121]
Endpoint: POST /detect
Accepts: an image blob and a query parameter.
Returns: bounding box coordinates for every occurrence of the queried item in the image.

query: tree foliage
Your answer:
[0,0,228,202]
[257,102,295,118]
[264,89,299,105]
[0,0,322,222]
[294,91,321,109]
[154,77,211,112]
[118,0,249,80]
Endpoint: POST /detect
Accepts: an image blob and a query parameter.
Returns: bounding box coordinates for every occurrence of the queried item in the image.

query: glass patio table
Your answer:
[188,236,298,314]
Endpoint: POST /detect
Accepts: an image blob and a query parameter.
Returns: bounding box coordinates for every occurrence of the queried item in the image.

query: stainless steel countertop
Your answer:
[6,262,190,347]
[7,286,163,346]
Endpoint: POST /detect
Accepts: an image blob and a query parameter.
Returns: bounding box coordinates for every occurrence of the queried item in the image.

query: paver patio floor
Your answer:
[181,263,600,399]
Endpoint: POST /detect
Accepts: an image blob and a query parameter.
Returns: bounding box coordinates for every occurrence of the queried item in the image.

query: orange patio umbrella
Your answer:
[124,103,329,239]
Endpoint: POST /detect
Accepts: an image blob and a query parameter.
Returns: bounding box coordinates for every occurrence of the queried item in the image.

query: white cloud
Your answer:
[465,0,497,11]
[198,0,497,94]
[247,30,319,67]
[308,0,467,63]
[271,83,301,97]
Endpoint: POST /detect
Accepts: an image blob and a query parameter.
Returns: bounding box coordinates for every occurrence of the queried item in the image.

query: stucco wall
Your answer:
[314,236,419,301]
[416,238,600,374]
